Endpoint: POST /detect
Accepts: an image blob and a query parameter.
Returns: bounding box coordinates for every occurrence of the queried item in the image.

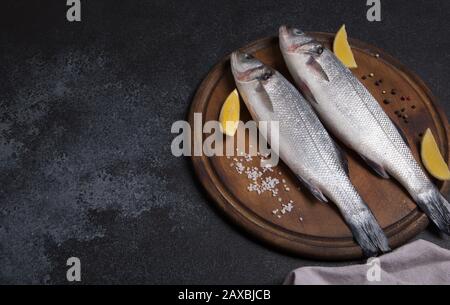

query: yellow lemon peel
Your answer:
[219,89,240,136]
[421,128,450,180]
[333,25,358,69]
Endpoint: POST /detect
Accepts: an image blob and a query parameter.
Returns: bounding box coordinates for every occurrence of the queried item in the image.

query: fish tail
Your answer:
[416,188,450,234]
[345,207,391,257]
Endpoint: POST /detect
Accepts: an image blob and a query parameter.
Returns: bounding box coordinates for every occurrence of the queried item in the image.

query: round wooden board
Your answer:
[189,33,450,260]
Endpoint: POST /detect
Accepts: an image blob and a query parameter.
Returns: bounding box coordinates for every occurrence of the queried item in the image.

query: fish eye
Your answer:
[260,72,272,81]
[293,29,303,36]
[244,53,253,59]
[317,46,324,54]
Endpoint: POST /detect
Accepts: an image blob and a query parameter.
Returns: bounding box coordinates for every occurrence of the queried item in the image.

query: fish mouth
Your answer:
[230,51,247,80]
[279,25,313,53]
[230,51,263,82]
[279,25,303,53]
[279,25,292,51]
[279,25,296,39]
[230,51,242,73]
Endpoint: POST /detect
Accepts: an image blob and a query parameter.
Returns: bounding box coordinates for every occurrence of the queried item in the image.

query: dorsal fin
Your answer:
[391,119,410,148]
[296,175,328,203]
[306,56,329,82]
[334,142,349,175]
[359,154,390,179]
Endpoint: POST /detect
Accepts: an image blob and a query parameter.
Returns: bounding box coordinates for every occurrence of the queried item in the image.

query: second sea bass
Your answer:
[230,51,389,256]
[279,25,450,234]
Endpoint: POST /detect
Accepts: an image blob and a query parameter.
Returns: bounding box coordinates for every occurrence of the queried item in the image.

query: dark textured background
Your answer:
[0,0,449,284]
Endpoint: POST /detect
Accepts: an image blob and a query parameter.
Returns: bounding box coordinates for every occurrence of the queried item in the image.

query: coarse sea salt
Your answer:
[230,152,281,196]
[282,202,294,213]
[234,162,245,174]
[228,151,302,221]
[246,167,262,181]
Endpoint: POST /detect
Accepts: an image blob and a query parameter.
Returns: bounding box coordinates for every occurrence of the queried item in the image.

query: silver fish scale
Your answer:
[314,49,431,195]
[261,72,365,210]
[282,34,450,236]
[234,54,390,254]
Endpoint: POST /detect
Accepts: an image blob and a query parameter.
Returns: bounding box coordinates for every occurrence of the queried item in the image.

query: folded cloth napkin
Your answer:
[284,239,450,285]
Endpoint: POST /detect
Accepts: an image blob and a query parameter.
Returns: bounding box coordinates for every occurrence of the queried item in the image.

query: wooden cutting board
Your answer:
[189,32,450,260]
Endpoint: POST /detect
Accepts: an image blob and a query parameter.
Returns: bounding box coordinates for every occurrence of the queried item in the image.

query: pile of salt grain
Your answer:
[228,150,303,222]
[272,200,295,218]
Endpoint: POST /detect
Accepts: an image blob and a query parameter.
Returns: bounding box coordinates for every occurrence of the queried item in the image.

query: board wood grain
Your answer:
[189,33,450,260]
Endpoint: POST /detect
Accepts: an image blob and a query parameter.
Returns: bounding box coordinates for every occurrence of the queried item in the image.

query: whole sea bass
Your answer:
[230,51,390,256]
[279,25,450,234]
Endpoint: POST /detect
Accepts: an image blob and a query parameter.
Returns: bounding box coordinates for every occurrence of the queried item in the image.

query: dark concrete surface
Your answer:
[0,0,449,284]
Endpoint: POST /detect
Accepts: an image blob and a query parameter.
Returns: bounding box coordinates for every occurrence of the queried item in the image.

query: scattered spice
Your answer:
[411,105,416,109]
[391,89,397,95]
[369,73,375,78]
[362,75,367,80]
[383,99,391,105]
[401,96,406,101]
[382,90,387,94]
[375,53,380,58]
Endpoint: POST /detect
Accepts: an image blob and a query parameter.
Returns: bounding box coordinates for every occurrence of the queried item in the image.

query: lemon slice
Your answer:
[333,25,358,69]
[421,128,450,180]
[219,89,240,136]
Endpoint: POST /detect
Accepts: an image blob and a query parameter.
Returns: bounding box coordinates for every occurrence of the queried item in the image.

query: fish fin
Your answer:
[255,82,274,112]
[416,188,450,235]
[296,79,318,104]
[306,56,329,82]
[334,142,349,175]
[359,154,389,179]
[296,175,328,203]
[343,205,391,257]
[391,119,410,148]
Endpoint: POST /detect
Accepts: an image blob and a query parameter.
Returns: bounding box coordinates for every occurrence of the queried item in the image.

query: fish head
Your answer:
[230,51,277,121]
[279,25,331,84]
[231,51,274,83]
[279,25,325,61]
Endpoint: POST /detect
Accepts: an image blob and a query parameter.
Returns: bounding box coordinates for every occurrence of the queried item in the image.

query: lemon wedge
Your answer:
[333,25,358,69]
[421,128,450,180]
[219,89,240,136]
